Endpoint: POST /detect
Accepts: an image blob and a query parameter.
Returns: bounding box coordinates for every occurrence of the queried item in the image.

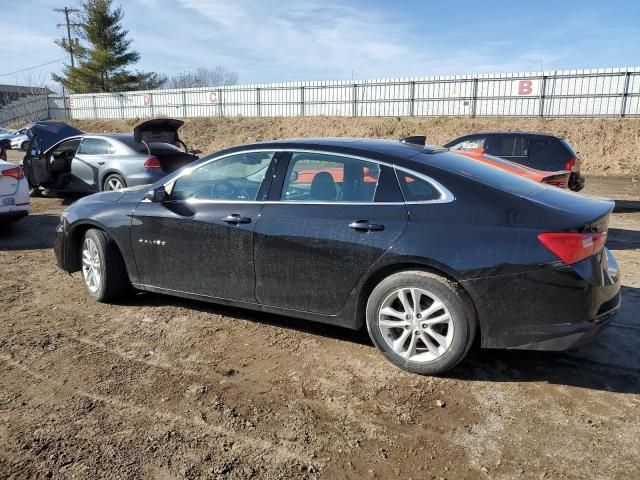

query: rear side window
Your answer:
[396,171,441,202]
[281,152,380,202]
[487,136,527,157]
[528,139,549,157]
[78,138,110,155]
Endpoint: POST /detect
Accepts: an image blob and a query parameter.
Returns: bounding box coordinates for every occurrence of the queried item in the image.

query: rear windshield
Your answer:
[424,151,549,196]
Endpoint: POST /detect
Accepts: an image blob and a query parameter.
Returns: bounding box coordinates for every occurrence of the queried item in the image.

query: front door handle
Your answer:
[349,220,384,231]
[222,213,252,224]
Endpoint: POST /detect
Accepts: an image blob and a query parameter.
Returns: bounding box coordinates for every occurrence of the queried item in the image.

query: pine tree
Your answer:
[53,0,163,92]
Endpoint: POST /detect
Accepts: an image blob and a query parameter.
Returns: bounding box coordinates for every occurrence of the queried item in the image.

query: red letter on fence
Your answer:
[518,80,533,95]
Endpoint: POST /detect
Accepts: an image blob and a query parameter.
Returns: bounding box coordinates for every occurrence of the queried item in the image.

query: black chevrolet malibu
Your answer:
[54,137,621,375]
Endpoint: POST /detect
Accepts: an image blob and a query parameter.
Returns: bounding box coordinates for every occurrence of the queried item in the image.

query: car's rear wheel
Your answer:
[366,271,476,375]
[81,229,130,302]
[103,174,126,191]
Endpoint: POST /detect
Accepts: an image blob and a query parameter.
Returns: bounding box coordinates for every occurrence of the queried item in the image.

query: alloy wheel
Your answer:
[105,177,124,190]
[378,287,454,362]
[81,237,102,293]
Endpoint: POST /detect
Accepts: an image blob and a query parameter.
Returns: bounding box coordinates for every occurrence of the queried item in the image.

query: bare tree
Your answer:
[164,66,239,89]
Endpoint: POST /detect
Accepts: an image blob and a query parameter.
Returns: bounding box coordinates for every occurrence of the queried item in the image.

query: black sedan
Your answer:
[54,137,621,375]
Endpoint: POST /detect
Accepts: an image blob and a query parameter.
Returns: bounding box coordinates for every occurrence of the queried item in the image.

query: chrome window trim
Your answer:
[157,148,455,206]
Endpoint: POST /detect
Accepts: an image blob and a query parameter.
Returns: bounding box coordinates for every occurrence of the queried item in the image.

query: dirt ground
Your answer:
[1,148,639,478]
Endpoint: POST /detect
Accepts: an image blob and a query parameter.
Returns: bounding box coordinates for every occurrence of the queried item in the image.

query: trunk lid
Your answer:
[133,118,184,145]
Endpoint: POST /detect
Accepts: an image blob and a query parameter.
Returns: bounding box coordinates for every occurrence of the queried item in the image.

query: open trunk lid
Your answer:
[134,118,184,145]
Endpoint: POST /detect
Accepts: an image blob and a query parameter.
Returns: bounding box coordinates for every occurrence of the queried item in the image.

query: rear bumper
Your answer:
[462,248,621,350]
[123,170,167,188]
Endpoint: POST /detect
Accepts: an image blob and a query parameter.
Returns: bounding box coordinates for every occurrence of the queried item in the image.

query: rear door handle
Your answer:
[222,213,252,224]
[349,220,384,231]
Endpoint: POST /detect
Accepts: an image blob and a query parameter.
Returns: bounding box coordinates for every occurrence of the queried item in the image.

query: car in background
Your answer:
[23,119,199,195]
[455,149,569,188]
[444,131,585,191]
[54,136,620,375]
[0,159,29,223]
[9,128,29,151]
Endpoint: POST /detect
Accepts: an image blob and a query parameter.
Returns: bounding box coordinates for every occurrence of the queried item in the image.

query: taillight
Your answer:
[565,157,579,172]
[144,156,161,169]
[538,232,608,265]
[1,166,24,180]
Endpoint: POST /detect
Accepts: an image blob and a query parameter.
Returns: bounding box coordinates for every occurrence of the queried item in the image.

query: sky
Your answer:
[1,0,639,89]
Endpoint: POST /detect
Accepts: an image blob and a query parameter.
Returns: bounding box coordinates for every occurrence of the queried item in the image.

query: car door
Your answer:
[130,150,279,302]
[72,137,112,191]
[253,151,409,316]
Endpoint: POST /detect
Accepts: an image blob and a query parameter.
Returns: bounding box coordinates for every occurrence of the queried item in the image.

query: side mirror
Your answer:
[188,148,202,155]
[289,170,299,182]
[144,185,168,202]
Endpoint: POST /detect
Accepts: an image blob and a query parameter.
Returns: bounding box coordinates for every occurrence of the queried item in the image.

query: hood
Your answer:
[133,118,184,145]
[26,122,83,152]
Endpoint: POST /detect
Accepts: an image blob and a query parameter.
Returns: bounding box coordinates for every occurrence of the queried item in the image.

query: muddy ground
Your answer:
[1,154,639,478]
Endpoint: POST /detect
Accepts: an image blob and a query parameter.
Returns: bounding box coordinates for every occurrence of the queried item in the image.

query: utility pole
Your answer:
[54,7,80,67]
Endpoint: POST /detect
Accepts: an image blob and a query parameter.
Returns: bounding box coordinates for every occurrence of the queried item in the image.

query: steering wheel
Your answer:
[212,180,239,200]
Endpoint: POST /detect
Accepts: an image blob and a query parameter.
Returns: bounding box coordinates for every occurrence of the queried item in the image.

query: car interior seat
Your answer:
[309,171,337,201]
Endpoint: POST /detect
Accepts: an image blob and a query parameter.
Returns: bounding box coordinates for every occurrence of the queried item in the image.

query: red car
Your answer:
[455,149,570,188]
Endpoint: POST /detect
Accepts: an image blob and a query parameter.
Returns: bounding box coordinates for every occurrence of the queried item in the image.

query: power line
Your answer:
[0,58,66,78]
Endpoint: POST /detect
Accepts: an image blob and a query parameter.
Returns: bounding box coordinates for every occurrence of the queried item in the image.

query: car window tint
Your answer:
[78,138,110,155]
[528,139,549,157]
[281,152,380,202]
[396,171,441,201]
[489,136,517,156]
[513,137,527,156]
[171,151,275,201]
[51,138,81,157]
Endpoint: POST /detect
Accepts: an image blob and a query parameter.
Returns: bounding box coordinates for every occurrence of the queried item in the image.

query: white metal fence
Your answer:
[9,66,640,124]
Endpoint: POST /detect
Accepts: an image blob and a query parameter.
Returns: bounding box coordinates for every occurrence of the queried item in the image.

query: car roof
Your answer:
[454,131,559,138]
[239,137,446,159]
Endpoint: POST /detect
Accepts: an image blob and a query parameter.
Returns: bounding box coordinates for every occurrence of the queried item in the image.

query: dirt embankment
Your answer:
[68,116,640,176]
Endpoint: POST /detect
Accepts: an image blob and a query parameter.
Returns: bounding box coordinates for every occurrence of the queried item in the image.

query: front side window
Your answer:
[78,138,110,155]
[396,171,441,202]
[281,152,380,202]
[171,151,275,201]
[51,138,81,159]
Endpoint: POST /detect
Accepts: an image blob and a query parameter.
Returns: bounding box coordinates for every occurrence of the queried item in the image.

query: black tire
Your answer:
[366,270,476,375]
[81,228,130,302]
[102,173,127,191]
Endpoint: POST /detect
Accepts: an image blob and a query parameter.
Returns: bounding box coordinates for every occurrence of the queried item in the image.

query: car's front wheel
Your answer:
[81,229,130,302]
[366,271,476,375]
